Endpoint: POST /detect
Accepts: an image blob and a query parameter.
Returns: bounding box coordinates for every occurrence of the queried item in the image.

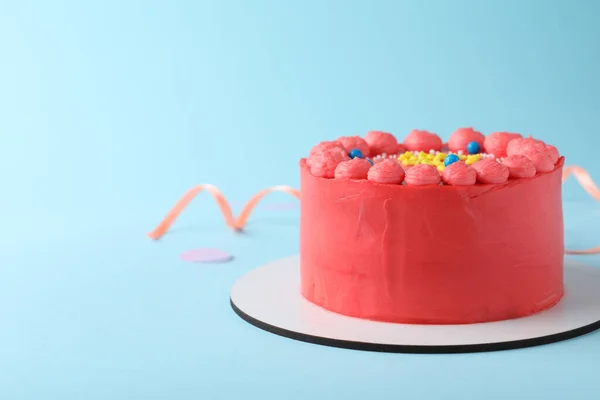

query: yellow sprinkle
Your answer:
[465,154,481,165]
[459,155,467,161]
[437,165,445,172]
[402,160,412,166]
[427,154,434,160]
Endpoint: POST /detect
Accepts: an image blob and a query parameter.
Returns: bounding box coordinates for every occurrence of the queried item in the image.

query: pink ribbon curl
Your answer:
[147,185,300,240]
[563,166,600,254]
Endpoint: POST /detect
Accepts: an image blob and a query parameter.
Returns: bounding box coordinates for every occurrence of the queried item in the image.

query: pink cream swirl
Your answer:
[405,164,441,186]
[403,130,443,152]
[546,145,560,164]
[506,137,559,165]
[502,155,536,178]
[483,132,523,157]
[334,158,373,180]
[308,147,349,178]
[337,136,370,157]
[523,150,555,173]
[448,127,485,153]
[367,159,405,184]
[442,161,476,186]
[365,131,399,156]
[472,159,509,184]
[307,141,343,166]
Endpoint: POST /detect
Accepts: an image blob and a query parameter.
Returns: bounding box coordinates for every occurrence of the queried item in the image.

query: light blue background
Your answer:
[1,0,600,399]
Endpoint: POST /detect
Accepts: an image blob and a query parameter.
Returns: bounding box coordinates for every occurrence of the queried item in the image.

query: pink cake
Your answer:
[300,129,564,324]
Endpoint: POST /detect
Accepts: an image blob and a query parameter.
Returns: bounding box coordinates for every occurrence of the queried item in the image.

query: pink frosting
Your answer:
[506,137,559,166]
[506,138,524,156]
[337,136,370,157]
[472,159,509,184]
[405,164,441,186]
[502,155,536,178]
[308,147,349,178]
[403,130,443,152]
[309,140,342,155]
[367,159,405,184]
[441,161,476,186]
[523,150,555,173]
[396,143,406,154]
[483,132,523,157]
[545,145,560,164]
[506,137,543,156]
[334,158,372,180]
[307,141,343,166]
[448,127,485,153]
[365,131,398,156]
[507,137,544,155]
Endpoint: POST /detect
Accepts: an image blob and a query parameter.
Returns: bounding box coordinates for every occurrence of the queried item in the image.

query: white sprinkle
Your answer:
[458,150,464,156]
[429,149,435,154]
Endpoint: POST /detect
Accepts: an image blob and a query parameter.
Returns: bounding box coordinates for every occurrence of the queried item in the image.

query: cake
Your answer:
[300,129,564,325]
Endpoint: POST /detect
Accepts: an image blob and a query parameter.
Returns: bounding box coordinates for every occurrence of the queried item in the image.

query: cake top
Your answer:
[304,129,561,186]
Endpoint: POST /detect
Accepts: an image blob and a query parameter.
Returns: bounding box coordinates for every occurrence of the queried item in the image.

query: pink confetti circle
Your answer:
[180,248,234,263]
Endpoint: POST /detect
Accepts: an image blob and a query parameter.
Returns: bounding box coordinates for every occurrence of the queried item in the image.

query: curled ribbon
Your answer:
[147,185,300,240]
[149,166,600,255]
[563,166,600,255]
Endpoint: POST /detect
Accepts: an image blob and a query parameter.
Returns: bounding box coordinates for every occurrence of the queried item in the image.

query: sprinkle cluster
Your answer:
[398,150,493,172]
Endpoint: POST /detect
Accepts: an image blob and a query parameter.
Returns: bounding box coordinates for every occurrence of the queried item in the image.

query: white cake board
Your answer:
[230,256,600,353]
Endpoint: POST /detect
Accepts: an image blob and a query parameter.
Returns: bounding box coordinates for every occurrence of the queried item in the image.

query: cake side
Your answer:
[300,158,565,324]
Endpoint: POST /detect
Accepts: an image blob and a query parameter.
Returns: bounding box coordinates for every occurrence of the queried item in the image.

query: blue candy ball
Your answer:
[444,153,460,167]
[467,141,481,155]
[349,149,363,159]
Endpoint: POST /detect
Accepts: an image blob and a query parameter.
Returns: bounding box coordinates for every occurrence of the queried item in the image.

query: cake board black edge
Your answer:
[230,297,600,354]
